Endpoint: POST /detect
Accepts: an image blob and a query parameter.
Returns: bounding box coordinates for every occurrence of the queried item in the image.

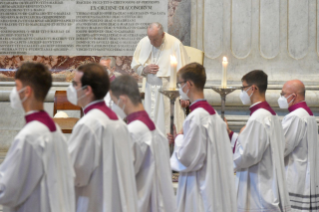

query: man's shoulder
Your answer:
[128,120,149,134]
[288,107,311,118]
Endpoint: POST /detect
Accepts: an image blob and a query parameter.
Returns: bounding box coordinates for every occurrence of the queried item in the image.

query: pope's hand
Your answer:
[143,64,159,75]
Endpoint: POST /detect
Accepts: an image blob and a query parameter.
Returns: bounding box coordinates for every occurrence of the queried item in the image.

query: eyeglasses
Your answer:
[240,85,251,91]
[176,81,186,88]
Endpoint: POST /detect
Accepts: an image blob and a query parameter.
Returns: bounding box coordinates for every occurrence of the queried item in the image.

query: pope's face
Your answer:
[148,30,164,48]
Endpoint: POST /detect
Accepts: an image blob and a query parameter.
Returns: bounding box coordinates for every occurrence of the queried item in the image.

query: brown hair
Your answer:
[15,62,52,101]
[77,63,109,100]
[242,70,268,94]
[177,62,206,90]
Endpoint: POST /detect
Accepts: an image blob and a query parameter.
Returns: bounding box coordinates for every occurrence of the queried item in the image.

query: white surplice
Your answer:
[0,111,75,212]
[282,102,319,211]
[131,32,190,134]
[170,100,237,212]
[233,101,291,212]
[127,110,176,212]
[68,100,138,212]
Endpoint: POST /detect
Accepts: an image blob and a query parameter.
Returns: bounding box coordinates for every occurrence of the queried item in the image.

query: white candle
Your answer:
[169,55,177,90]
[221,56,228,88]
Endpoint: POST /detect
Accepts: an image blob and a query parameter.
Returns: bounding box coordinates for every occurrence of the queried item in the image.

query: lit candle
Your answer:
[221,56,228,88]
[169,55,177,90]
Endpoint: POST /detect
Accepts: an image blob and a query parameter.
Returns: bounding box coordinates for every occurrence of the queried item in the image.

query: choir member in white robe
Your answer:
[0,62,75,212]
[67,63,138,212]
[131,22,190,134]
[168,63,237,212]
[228,70,291,212]
[109,75,176,212]
[278,80,319,211]
[100,57,116,107]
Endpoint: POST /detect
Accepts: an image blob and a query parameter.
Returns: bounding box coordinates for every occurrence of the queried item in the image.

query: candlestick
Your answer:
[221,57,228,88]
[169,55,177,90]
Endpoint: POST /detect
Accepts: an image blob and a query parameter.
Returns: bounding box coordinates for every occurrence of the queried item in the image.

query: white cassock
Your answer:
[170,100,237,212]
[127,110,176,212]
[0,111,75,212]
[131,32,190,134]
[231,101,291,212]
[281,101,319,211]
[68,100,138,212]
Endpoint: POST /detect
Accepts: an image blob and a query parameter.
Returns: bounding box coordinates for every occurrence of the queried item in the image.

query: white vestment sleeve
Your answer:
[233,120,268,171]
[68,123,98,187]
[0,138,43,207]
[171,121,206,172]
[282,115,306,157]
[131,40,145,76]
[130,133,148,175]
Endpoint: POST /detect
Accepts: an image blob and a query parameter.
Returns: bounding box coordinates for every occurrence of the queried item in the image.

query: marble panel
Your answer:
[0,0,190,82]
[0,56,139,82]
[231,0,252,59]
[259,0,280,59]
[288,0,309,59]
[204,0,224,59]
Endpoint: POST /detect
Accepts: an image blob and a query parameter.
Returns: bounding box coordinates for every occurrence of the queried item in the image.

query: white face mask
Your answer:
[240,86,253,105]
[111,99,126,119]
[66,84,87,106]
[277,94,294,109]
[179,83,189,100]
[10,87,27,110]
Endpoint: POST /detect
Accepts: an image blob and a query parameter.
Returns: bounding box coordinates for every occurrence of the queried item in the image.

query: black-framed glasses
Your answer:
[176,81,186,88]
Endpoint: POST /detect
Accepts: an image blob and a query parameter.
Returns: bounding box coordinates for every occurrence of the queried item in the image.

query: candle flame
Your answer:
[170,55,177,65]
[223,56,228,63]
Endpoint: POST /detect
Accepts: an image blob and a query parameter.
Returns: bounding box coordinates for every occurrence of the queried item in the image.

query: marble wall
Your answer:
[192,0,319,85]
[0,0,192,152]
[0,0,191,82]
[190,0,319,132]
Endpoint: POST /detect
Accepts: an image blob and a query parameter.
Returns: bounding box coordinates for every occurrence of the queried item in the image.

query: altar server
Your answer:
[278,80,319,211]
[110,75,176,212]
[229,70,291,212]
[131,22,190,134]
[67,63,138,212]
[0,62,75,212]
[169,63,236,212]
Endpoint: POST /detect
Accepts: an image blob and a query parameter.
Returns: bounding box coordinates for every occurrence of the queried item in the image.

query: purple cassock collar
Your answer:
[84,101,118,120]
[249,101,276,116]
[288,101,313,116]
[126,110,156,131]
[25,111,56,132]
[189,100,216,115]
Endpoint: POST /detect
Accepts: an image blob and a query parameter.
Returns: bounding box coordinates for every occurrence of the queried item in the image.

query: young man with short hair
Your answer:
[110,74,176,212]
[169,62,236,212]
[0,62,75,212]
[229,70,291,212]
[67,63,138,212]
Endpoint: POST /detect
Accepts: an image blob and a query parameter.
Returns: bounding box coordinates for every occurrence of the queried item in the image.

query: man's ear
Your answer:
[85,85,93,96]
[24,85,33,98]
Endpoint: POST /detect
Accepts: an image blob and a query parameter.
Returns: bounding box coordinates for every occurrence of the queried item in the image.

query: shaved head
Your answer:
[283,80,305,98]
[281,79,305,107]
[147,22,165,47]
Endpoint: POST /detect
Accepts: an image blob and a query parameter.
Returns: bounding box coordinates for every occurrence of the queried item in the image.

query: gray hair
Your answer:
[110,75,141,105]
[148,22,164,36]
[100,56,116,69]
